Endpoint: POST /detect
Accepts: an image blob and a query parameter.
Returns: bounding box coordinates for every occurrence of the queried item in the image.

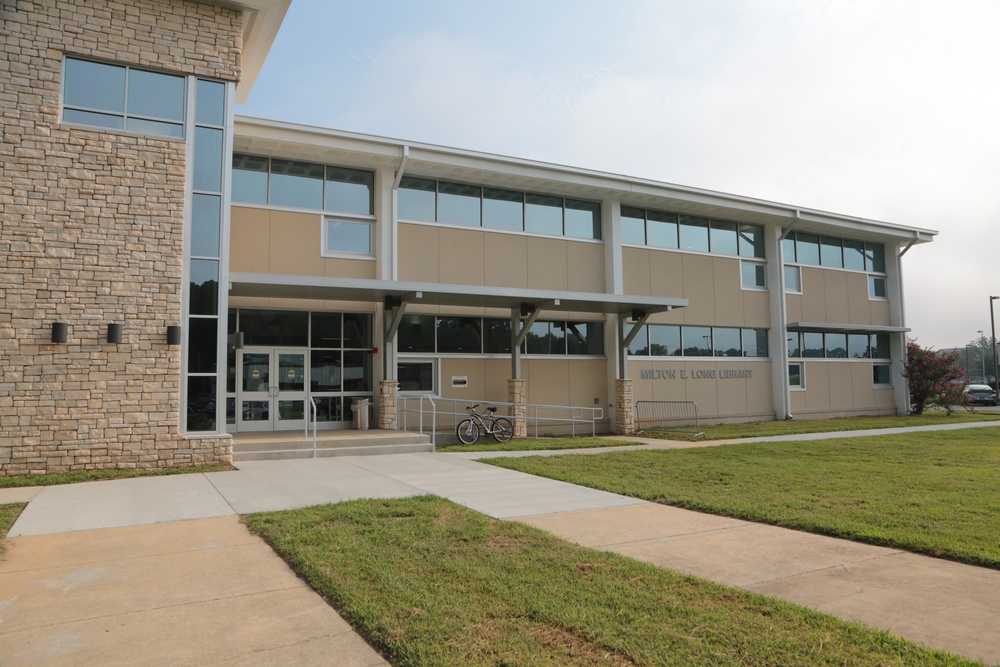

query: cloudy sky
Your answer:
[239,0,1000,350]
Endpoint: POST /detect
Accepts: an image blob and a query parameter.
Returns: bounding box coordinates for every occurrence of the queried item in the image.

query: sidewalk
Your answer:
[3,423,1000,664]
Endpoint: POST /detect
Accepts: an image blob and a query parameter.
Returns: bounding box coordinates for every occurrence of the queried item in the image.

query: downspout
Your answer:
[775,210,799,419]
[391,145,409,282]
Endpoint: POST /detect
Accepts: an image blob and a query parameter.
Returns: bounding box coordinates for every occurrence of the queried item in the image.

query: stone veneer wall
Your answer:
[0,0,242,474]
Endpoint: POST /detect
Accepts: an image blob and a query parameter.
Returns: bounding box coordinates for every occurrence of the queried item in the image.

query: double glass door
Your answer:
[238,348,307,431]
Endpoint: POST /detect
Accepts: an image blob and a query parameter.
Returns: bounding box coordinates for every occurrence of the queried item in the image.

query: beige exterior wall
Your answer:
[623,248,770,327]
[785,267,891,326]
[629,360,774,422]
[398,223,605,291]
[0,0,242,475]
[789,362,896,418]
[230,206,377,279]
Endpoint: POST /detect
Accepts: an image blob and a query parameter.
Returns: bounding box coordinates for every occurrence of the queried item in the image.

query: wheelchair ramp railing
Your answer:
[398,395,605,447]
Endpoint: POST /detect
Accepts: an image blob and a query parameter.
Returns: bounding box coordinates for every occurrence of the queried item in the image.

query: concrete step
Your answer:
[233,432,433,461]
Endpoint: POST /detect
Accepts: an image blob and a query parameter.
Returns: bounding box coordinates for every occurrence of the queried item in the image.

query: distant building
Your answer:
[0,0,937,475]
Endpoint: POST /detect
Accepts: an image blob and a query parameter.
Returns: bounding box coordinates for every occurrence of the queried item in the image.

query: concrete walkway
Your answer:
[3,423,1000,664]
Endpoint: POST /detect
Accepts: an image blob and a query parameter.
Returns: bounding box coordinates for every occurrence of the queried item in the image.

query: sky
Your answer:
[238,0,1000,350]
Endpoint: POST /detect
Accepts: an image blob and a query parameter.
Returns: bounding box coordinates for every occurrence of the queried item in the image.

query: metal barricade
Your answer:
[635,400,705,440]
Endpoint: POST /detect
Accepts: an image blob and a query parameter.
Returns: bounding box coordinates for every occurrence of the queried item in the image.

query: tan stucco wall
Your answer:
[628,360,774,422]
[785,267,891,325]
[789,362,896,418]
[0,0,242,475]
[398,223,605,291]
[230,207,377,279]
[623,248,770,327]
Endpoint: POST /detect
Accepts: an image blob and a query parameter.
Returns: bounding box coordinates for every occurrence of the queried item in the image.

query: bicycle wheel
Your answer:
[456,419,480,445]
[491,417,514,442]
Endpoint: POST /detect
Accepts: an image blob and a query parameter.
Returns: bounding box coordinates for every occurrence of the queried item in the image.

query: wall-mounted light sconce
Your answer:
[166,325,182,346]
[107,323,122,344]
[228,331,244,350]
[51,322,68,343]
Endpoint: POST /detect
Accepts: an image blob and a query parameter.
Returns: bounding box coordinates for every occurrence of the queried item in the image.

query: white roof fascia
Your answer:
[233,115,938,244]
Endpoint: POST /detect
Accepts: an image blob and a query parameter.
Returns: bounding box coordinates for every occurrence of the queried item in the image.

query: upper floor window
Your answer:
[398,177,601,240]
[396,315,604,356]
[783,232,884,273]
[787,332,890,360]
[232,154,374,215]
[621,206,764,259]
[62,57,185,138]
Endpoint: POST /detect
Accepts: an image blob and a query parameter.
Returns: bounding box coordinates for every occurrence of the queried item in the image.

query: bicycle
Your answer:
[456,404,514,445]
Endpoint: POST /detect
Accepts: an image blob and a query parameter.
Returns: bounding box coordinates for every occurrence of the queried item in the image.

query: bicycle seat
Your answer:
[487,406,497,413]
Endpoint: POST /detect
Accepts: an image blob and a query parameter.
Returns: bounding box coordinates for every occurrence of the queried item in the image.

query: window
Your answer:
[525,194,564,236]
[647,210,679,249]
[565,200,601,239]
[397,178,602,240]
[789,363,805,388]
[397,177,436,222]
[326,167,374,215]
[784,265,801,292]
[623,206,763,259]
[566,321,604,355]
[873,364,892,386]
[789,331,891,360]
[741,261,766,289]
[232,155,375,215]
[820,236,844,268]
[710,221,739,256]
[324,219,372,256]
[621,206,646,244]
[742,329,769,358]
[483,188,524,231]
[63,57,185,138]
[629,324,766,358]
[648,324,680,356]
[682,326,713,357]
[398,360,436,393]
[679,216,710,252]
[869,276,888,299]
[438,182,481,227]
[436,317,482,353]
[713,327,742,357]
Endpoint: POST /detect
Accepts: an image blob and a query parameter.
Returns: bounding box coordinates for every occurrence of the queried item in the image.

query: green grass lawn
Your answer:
[488,428,1000,569]
[246,496,978,666]
[0,464,229,489]
[646,411,1000,441]
[0,503,25,557]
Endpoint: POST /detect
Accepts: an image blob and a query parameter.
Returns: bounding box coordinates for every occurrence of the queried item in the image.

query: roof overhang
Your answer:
[788,322,910,334]
[205,0,291,103]
[232,116,938,246]
[229,274,687,317]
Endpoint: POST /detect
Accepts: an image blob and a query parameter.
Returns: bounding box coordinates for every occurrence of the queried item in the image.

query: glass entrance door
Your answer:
[237,348,307,432]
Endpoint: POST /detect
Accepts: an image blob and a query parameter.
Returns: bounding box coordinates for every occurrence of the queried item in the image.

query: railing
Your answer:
[398,395,605,447]
[307,397,318,458]
[635,400,704,440]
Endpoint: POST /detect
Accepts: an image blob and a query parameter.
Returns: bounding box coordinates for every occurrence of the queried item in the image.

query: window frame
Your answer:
[788,362,806,390]
[322,216,376,259]
[740,259,767,291]
[62,56,187,139]
[873,363,893,387]
[397,359,438,395]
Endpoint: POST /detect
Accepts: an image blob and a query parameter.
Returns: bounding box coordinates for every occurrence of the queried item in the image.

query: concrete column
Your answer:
[507,378,527,437]
[615,378,635,435]
[378,380,398,430]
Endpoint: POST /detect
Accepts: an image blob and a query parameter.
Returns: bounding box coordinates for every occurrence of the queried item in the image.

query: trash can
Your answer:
[351,398,370,431]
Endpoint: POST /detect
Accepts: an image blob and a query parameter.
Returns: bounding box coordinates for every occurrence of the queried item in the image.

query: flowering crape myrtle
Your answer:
[903,342,966,415]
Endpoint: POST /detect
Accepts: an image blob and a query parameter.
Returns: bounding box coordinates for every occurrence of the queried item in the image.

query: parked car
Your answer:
[964,384,998,406]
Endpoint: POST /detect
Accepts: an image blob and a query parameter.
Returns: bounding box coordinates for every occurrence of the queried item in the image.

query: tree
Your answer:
[963,334,996,385]
[903,342,966,415]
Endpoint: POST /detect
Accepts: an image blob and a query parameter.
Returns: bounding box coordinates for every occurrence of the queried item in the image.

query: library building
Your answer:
[0,0,936,474]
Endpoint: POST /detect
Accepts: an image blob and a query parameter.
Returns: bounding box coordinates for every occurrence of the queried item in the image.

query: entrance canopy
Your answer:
[229,274,688,317]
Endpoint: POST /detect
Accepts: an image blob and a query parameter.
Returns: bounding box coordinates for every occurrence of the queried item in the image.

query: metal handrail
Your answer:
[398,395,605,446]
[309,397,318,458]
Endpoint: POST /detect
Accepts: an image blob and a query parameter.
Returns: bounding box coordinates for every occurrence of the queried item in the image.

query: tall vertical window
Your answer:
[186,79,228,432]
[62,57,185,138]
